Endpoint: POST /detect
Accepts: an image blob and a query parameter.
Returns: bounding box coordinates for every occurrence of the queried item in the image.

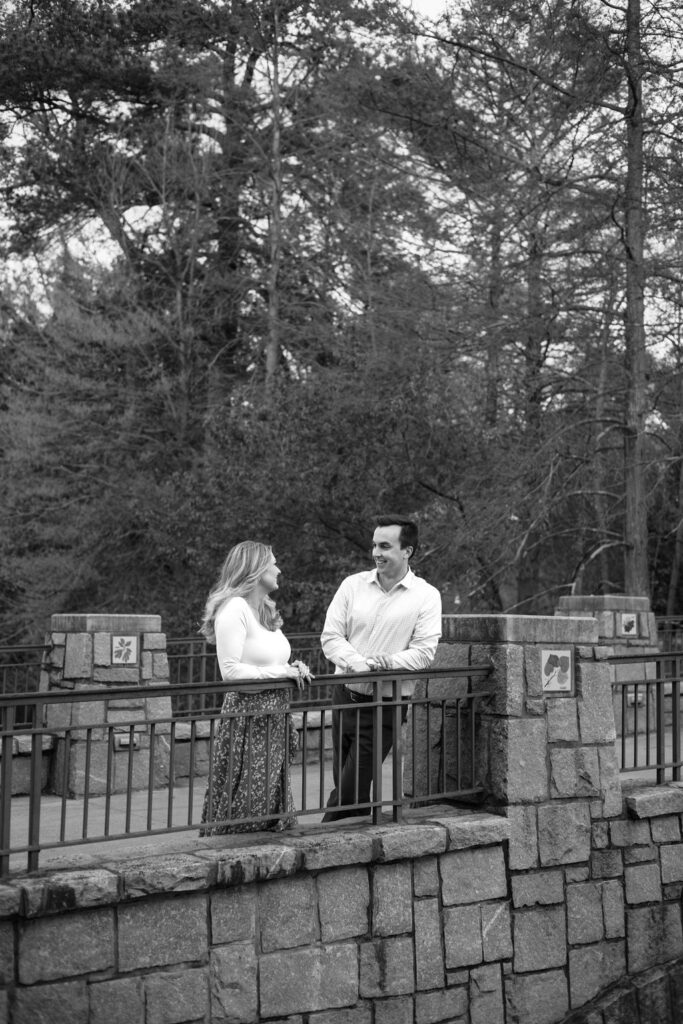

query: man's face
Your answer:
[372,525,411,578]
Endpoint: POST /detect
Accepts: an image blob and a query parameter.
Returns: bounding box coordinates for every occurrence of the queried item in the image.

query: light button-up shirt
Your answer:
[321,568,442,697]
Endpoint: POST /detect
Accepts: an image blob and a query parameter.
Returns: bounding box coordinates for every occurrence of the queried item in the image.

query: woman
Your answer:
[199,541,311,834]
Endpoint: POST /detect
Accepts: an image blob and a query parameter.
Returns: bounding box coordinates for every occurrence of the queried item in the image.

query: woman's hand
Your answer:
[288,660,313,690]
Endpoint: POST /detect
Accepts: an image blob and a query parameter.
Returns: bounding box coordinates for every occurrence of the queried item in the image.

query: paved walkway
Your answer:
[5,758,398,875]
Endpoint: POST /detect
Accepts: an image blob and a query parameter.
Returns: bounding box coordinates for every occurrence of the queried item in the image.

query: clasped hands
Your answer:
[288,660,313,690]
[352,654,392,672]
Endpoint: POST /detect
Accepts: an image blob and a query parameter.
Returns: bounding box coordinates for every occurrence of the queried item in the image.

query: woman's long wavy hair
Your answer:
[199,541,283,643]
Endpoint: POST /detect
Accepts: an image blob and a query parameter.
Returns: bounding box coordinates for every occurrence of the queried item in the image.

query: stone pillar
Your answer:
[555,595,659,736]
[409,614,622,829]
[40,614,172,797]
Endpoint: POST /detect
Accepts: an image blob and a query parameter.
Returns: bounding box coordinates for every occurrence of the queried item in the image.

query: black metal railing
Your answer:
[166,633,332,715]
[0,646,48,728]
[0,665,492,876]
[609,652,683,783]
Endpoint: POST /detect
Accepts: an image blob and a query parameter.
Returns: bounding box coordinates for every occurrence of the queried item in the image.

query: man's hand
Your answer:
[367,654,393,670]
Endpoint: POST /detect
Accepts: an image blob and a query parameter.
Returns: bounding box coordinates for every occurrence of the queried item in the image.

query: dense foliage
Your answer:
[1,0,683,642]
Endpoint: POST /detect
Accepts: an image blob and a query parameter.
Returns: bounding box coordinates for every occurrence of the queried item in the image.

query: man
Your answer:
[321,514,442,821]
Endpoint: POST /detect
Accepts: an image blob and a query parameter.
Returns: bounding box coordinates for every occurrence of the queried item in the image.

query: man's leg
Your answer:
[323,697,374,821]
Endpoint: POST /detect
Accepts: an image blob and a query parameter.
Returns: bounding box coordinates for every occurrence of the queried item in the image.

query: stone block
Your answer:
[375,824,447,862]
[63,633,93,679]
[18,908,114,984]
[624,862,662,905]
[39,868,119,913]
[505,805,538,870]
[318,867,369,942]
[93,666,140,684]
[511,870,563,908]
[661,843,683,883]
[415,986,469,1024]
[651,815,681,843]
[440,846,507,905]
[546,699,579,742]
[549,748,601,799]
[143,632,167,650]
[504,970,569,1024]
[260,875,319,951]
[627,903,683,974]
[210,941,257,1023]
[118,895,208,972]
[576,663,617,744]
[145,966,209,1024]
[443,904,482,968]
[13,979,88,1024]
[413,856,439,896]
[513,906,566,972]
[374,997,413,1024]
[568,940,626,1008]
[566,882,604,944]
[591,849,623,879]
[429,813,510,851]
[487,719,549,804]
[610,818,651,847]
[359,937,414,997]
[634,967,673,1024]
[372,862,412,936]
[93,632,111,666]
[208,843,301,886]
[538,801,591,865]
[598,746,623,818]
[481,902,513,961]
[601,880,626,939]
[414,898,444,990]
[211,887,256,944]
[90,977,144,1024]
[626,785,683,818]
[478,642,525,714]
[286,832,373,871]
[470,963,504,1024]
[623,844,656,865]
[0,922,13,984]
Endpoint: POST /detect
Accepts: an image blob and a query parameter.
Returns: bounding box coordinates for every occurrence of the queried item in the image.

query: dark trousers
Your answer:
[322,682,407,822]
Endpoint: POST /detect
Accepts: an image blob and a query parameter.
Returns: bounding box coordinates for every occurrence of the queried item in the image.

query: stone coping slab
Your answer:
[441,614,598,645]
[50,614,162,633]
[625,783,683,819]
[0,808,509,920]
[556,595,652,612]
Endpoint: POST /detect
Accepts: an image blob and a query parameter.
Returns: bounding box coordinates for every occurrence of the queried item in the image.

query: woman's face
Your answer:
[259,554,281,593]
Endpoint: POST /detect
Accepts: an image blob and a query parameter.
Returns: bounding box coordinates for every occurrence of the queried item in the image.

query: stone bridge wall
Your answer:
[1,612,683,1023]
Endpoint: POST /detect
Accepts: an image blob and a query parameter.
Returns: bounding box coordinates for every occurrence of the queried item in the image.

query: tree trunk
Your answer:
[622,0,650,596]
[265,1,283,389]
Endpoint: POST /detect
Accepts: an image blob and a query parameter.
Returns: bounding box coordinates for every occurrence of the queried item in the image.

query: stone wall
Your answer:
[2,788,683,1024]
[2,612,683,1023]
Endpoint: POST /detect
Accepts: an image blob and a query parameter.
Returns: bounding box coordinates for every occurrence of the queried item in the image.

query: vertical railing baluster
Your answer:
[674,657,682,783]
[372,679,382,824]
[656,659,665,785]
[27,700,44,872]
[0,705,15,876]
[392,678,402,823]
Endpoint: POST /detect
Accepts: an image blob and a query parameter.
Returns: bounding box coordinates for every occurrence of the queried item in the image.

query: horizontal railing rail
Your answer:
[0,664,493,877]
[609,652,683,783]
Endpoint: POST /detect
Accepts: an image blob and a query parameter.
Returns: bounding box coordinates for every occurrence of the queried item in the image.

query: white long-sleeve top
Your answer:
[321,568,442,697]
[215,597,291,683]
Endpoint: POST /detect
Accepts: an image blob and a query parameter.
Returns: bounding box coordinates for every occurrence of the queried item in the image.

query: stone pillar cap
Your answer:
[50,614,162,633]
[555,595,651,612]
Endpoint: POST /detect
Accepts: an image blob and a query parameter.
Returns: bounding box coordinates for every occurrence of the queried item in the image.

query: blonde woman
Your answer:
[199,541,311,834]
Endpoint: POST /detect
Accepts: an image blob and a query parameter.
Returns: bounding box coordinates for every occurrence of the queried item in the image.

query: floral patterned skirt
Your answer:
[200,687,298,835]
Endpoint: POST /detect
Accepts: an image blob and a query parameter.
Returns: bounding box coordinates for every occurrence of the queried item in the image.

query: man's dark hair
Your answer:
[374,514,419,558]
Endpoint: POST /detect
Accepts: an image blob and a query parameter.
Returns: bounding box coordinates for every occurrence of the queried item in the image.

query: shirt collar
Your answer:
[370,567,415,590]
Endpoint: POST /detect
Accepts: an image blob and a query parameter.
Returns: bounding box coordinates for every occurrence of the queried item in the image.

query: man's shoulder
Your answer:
[339,569,375,589]
[408,573,442,602]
